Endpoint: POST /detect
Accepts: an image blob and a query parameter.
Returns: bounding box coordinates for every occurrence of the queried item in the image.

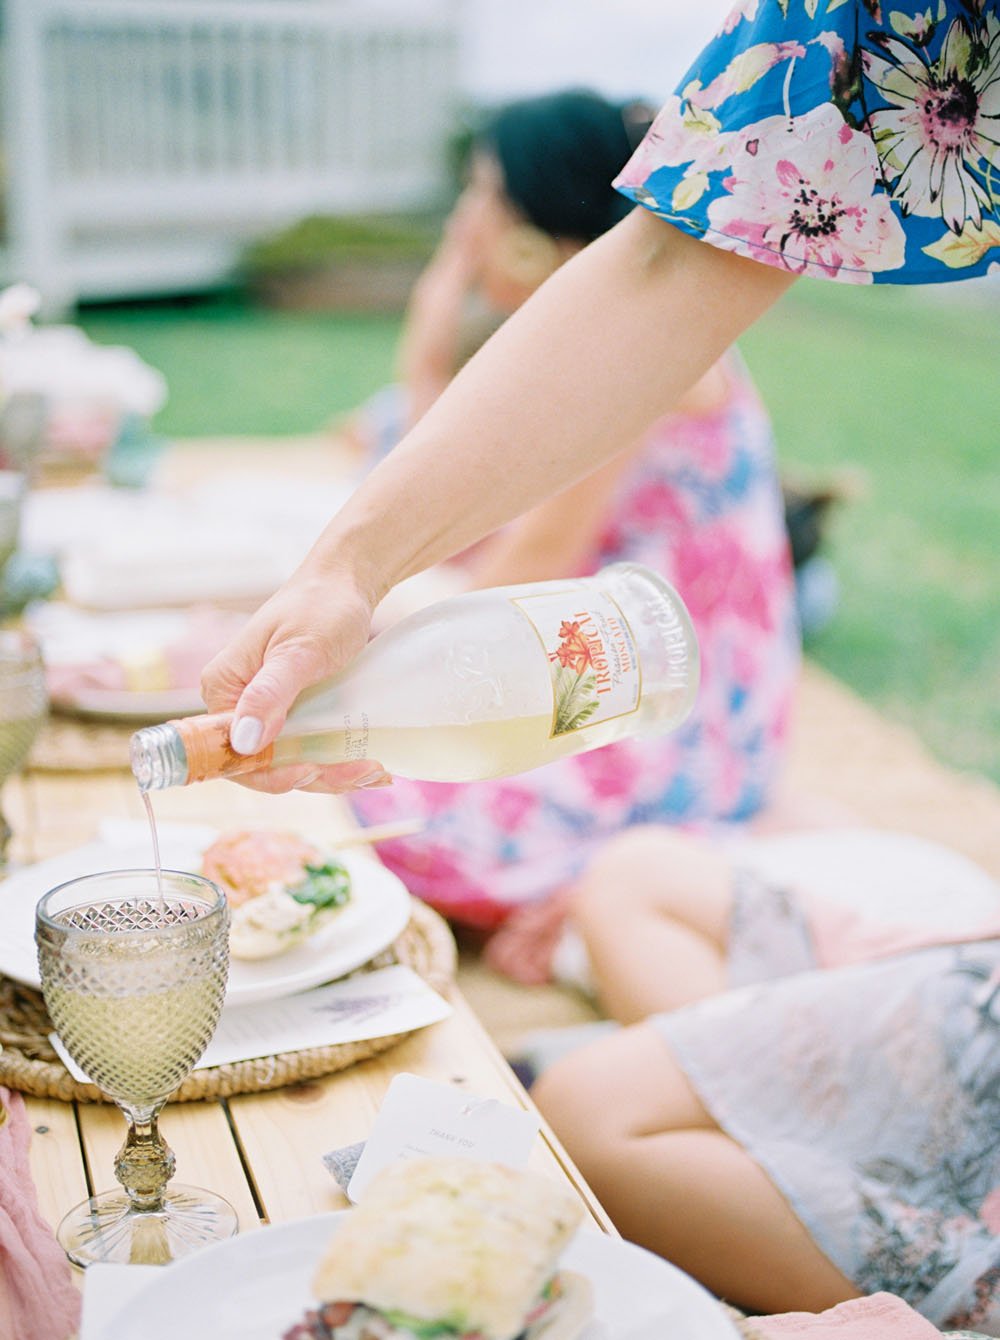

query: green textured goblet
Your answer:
[35,868,237,1266]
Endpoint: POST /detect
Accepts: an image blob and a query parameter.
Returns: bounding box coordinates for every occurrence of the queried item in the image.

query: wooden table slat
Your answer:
[227,996,615,1232]
[75,1100,262,1234]
[24,1095,91,1234]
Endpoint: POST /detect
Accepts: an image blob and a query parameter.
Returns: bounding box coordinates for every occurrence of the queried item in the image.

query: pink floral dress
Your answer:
[350,351,799,928]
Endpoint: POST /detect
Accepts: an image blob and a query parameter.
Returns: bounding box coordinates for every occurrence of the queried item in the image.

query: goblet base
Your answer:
[57,1183,239,1267]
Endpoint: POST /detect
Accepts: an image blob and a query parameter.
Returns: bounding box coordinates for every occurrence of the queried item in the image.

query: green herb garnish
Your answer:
[288,861,352,911]
[381,1310,466,1338]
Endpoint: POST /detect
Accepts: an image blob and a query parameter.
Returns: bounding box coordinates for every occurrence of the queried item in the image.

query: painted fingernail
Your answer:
[353,769,393,789]
[229,716,263,755]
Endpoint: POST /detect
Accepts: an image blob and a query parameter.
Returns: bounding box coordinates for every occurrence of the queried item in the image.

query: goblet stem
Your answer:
[114,1102,175,1213]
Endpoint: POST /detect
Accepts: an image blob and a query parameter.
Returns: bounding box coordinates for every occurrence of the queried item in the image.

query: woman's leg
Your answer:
[569,826,734,1023]
[481,884,579,984]
[532,1022,861,1315]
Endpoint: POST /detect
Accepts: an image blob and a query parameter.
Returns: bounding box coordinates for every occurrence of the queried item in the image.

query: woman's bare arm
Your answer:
[460,446,642,589]
[327,209,794,599]
[202,210,795,777]
[459,358,735,591]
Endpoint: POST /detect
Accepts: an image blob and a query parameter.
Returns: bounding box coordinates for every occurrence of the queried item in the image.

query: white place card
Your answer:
[346,1072,540,1203]
[80,1264,162,1340]
[49,964,451,1085]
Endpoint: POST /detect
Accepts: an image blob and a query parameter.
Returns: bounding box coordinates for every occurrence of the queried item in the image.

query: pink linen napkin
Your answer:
[744,1293,941,1338]
[0,1086,81,1340]
[802,891,1000,970]
[44,604,248,701]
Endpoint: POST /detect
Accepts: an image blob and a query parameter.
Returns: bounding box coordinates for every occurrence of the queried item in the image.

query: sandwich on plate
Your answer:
[282,1156,593,1340]
[201,829,352,961]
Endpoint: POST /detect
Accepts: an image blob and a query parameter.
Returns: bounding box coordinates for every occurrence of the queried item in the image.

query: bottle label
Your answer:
[512,587,641,736]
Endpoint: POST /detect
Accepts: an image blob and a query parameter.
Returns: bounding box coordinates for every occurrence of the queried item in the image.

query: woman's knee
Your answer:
[570,825,732,939]
[533,1046,639,1192]
[532,1021,714,1155]
[532,1045,609,1143]
[571,826,684,918]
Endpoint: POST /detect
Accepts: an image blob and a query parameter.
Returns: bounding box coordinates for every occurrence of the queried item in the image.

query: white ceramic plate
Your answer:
[94,1213,741,1340]
[0,825,412,1008]
[25,602,245,723]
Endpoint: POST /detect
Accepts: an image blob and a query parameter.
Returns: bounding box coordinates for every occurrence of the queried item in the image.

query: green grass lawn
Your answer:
[77,282,1000,787]
[79,293,403,437]
[739,281,1000,787]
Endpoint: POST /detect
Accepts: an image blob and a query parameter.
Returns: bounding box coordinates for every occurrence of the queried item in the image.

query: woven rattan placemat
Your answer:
[0,897,456,1103]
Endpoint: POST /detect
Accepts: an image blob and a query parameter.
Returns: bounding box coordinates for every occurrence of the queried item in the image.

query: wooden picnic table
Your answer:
[5,435,613,1252]
[11,762,616,1254]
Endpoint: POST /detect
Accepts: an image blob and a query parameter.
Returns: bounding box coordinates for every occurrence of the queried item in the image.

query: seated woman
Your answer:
[530,824,1000,1332]
[344,89,801,966]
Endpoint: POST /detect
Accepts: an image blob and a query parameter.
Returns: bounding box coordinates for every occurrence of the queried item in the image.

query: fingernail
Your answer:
[229,716,263,755]
[353,768,392,789]
[295,768,322,789]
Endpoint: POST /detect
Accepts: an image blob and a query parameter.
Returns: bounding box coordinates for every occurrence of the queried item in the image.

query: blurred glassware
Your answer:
[0,468,60,620]
[0,630,48,865]
[103,413,170,490]
[0,553,61,621]
[0,282,167,482]
[35,869,235,1267]
[0,392,47,480]
[0,469,27,573]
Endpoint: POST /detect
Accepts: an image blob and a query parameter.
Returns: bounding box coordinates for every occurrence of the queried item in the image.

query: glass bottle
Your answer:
[130,562,698,791]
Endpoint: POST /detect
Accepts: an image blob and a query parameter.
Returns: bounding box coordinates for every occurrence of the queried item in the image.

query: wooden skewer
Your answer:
[330,818,425,847]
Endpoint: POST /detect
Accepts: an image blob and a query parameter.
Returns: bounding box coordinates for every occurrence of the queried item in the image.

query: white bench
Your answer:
[1,0,461,313]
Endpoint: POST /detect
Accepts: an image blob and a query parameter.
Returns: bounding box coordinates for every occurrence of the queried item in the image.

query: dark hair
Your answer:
[481,89,653,244]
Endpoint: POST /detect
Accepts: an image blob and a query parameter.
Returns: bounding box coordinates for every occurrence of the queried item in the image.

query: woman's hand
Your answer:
[199,567,390,794]
[397,184,497,423]
[435,183,495,279]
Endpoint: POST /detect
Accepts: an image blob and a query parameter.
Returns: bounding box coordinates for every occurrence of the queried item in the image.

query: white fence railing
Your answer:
[1,0,462,312]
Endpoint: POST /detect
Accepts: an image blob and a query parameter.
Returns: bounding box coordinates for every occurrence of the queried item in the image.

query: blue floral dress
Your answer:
[614,0,1000,284]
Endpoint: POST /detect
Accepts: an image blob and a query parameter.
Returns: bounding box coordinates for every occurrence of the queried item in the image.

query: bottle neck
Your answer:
[129,723,189,792]
[130,714,275,790]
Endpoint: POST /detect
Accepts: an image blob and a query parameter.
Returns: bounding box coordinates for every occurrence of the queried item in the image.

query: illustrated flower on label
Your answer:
[552,621,594,675]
